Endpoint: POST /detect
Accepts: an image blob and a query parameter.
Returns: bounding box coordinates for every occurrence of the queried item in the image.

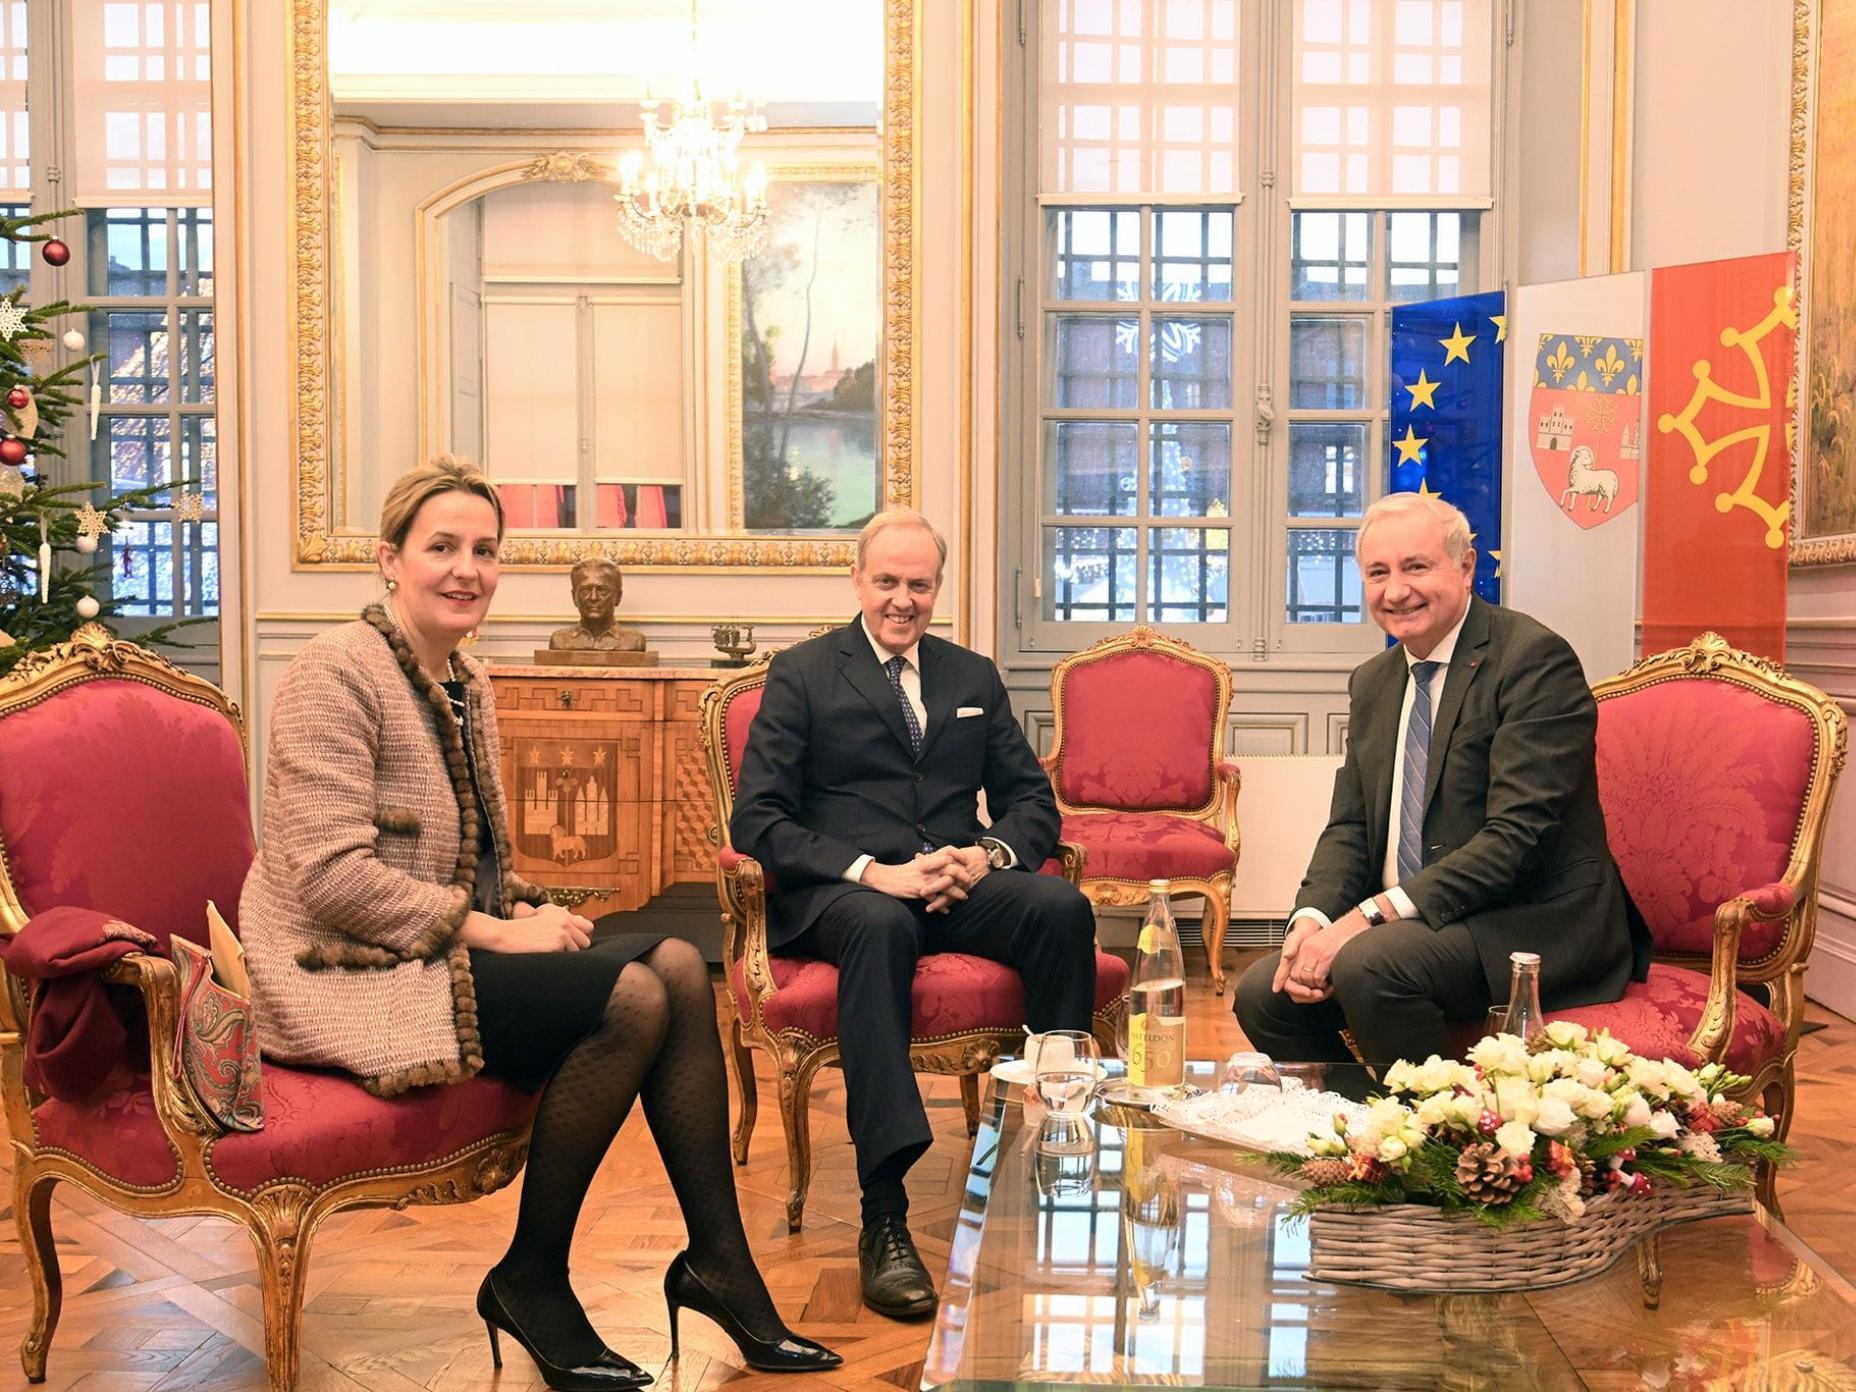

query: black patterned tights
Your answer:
[488,939,785,1364]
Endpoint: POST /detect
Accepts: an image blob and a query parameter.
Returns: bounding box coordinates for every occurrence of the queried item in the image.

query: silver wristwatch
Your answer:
[1356,896,1388,927]
[978,837,1012,871]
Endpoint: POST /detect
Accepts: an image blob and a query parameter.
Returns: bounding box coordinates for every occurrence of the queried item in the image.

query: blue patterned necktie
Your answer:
[1397,660,1444,881]
[884,654,924,757]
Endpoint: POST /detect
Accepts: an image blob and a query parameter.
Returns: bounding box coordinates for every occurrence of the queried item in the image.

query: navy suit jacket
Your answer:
[730,620,1060,948]
[1297,596,1652,1008]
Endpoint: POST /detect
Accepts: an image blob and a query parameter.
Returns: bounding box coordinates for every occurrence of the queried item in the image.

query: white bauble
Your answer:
[76,534,99,554]
[62,329,86,352]
[75,595,101,619]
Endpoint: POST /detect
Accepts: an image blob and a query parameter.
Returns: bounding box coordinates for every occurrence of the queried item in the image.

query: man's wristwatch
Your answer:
[978,837,1012,871]
[1356,896,1388,927]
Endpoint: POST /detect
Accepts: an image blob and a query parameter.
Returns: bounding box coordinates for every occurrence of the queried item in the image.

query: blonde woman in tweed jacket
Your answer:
[241,459,838,1391]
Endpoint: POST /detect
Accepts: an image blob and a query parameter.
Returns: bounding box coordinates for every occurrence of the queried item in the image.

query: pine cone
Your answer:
[1456,1142,1528,1203]
[1709,1099,1745,1127]
[1575,1152,1600,1196]
[1297,1158,1354,1187]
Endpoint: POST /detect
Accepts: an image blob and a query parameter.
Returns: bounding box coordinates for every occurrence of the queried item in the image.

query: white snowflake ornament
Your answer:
[0,297,26,343]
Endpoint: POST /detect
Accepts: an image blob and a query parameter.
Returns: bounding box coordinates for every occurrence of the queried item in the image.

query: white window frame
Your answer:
[1005,0,1508,662]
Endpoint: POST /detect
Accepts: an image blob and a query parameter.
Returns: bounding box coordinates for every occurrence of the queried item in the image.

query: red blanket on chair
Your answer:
[0,906,157,1100]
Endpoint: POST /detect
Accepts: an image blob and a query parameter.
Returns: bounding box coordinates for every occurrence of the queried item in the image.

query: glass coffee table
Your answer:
[922,1061,1856,1390]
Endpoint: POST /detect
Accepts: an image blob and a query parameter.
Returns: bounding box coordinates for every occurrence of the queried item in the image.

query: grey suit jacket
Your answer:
[730,620,1061,947]
[1297,596,1651,1008]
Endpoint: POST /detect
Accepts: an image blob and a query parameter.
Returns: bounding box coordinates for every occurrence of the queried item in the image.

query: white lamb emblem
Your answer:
[1558,444,1619,513]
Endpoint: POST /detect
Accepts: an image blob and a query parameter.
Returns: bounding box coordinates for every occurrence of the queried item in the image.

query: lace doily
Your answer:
[1152,1081,1370,1157]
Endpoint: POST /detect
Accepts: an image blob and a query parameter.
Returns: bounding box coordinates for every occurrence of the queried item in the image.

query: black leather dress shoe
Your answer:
[858,1214,937,1319]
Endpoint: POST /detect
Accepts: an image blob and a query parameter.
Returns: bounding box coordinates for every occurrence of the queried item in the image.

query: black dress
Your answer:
[444,680,664,1091]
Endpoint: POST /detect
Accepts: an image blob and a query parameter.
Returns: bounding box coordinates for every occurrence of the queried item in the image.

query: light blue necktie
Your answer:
[1397,660,1443,882]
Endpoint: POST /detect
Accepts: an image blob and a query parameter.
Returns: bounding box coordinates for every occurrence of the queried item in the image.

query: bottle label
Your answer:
[1138,923,1159,954]
[1128,1011,1185,1088]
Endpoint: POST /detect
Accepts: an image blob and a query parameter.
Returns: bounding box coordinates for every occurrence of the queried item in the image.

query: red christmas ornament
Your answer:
[0,436,26,465]
[40,239,70,267]
[6,387,27,409]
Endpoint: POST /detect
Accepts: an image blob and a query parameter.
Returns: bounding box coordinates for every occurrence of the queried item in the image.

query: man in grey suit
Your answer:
[1235,492,1650,1073]
[731,508,1097,1319]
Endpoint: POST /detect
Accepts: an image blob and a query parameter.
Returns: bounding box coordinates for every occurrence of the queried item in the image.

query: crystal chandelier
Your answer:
[615,0,770,263]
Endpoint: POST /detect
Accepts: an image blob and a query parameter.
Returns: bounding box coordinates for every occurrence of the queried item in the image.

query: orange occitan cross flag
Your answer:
[1644,251,1796,662]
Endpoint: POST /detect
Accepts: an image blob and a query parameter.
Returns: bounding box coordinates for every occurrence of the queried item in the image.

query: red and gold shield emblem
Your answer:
[1529,333,1644,531]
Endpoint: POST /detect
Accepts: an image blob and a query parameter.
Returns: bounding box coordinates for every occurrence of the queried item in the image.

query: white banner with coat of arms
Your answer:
[1503,272,1649,684]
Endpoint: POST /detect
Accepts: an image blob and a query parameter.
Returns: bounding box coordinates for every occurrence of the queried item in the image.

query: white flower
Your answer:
[1494,1120,1536,1158]
[1625,1057,1672,1099]
[1571,1057,1609,1090]
[1648,1110,1680,1140]
[1526,1048,1579,1084]
[1592,1033,1631,1066]
[1574,1086,1614,1122]
[1493,1076,1540,1126]
[1532,1096,1577,1137]
[1544,1020,1589,1050]
[1747,1116,1775,1139]
[1413,1057,1477,1094]
[1679,1132,1722,1163]
[1309,1133,1349,1157]
[1621,1095,1654,1130]
[1378,1137,1409,1162]
[1382,1060,1418,1094]
[1662,1061,1705,1102]
[1415,1093,1454,1129]
[1468,1034,1530,1077]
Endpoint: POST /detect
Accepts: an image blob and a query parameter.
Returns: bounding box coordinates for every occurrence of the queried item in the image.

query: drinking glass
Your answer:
[1218,1050,1284,1096]
[1030,1030,1100,1131]
[1485,1004,1512,1039]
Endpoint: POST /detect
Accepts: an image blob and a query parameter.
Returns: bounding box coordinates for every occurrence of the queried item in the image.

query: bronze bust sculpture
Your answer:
[548,558,645,652]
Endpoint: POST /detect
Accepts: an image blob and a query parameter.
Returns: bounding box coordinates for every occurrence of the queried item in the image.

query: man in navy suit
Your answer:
[732,508,1097,1318]
[1236,492,1649,1075]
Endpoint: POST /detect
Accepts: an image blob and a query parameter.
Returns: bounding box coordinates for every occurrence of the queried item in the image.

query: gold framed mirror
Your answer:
[287,0,918,569]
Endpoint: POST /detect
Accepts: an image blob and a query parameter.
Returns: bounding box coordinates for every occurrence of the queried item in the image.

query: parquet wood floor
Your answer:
[3,948,1853,1391]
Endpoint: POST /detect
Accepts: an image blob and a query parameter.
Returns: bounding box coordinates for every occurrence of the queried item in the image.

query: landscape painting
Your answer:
[736,175,881,531]
[1802,0,1856,552]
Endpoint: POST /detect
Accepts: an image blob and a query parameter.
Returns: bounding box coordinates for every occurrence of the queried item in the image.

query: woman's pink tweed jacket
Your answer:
[240,608,550,1095]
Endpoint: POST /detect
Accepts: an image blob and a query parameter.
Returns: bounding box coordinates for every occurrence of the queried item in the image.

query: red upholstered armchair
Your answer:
[1547,633,1846,1195]
[1044,627,1242,991]
[699,656,1130,1231]
[0,629,537,1391]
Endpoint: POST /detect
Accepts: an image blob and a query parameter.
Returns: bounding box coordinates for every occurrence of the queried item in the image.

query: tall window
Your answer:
[1010,0,1498,656]
[66,1,218,627]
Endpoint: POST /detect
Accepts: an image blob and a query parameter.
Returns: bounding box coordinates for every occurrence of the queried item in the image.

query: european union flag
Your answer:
[1388,290,1505,605]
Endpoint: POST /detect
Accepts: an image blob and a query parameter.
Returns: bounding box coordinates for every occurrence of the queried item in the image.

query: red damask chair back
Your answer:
[1547,633,1846,1184]
[1045,627,1242,992]
[699,652,1129,1231]
[0,650,254,949]
[0,629,536,1391]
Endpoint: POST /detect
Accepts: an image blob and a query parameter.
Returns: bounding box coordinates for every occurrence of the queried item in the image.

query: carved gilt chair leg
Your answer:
[960,1072,981,1138]
[1201,877,1233,996]
[249,1187,316,1392]
[728,1017,759,1166]
[15,1168,62,1384]
[779,1053,827,1233]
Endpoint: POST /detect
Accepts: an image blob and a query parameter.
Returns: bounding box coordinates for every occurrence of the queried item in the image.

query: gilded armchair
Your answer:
[1044,626,1242,991]
[698,656,1130,1231]
[1546,633,1846,1197]
[0,628,537,1391]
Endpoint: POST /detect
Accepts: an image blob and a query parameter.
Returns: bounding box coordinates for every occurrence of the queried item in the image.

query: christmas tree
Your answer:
[0,210,197,676]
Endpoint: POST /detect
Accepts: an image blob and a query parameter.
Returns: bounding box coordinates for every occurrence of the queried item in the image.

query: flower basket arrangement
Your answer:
[1269,1023,1792,1293]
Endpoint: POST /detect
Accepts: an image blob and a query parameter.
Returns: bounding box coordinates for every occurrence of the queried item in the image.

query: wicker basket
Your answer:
[1304,1183,1753,1292]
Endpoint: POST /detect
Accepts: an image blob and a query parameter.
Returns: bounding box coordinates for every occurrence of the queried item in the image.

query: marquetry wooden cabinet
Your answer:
[486,666,721,916]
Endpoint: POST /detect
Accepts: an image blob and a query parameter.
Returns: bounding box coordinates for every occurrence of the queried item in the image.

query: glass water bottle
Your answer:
[1124,879,1187,1097]
[1499,951,1545,1042]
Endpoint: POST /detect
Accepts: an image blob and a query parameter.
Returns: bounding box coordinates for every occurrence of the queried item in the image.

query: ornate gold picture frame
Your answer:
[287,0,919,569]
[1790,0,1856,565]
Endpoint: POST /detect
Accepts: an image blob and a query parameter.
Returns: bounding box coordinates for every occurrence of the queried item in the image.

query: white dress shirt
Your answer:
[1290,600,1470,933]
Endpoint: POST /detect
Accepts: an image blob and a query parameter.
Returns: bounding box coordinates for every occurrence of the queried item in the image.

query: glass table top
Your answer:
[922,1061,1856,1391]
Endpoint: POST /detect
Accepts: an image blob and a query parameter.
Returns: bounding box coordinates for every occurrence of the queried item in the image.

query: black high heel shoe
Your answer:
[477,1272,653,1391]
[663,1252,843,1373]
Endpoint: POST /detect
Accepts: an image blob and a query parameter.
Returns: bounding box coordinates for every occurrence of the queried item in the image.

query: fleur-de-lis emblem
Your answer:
[1574,370,1591,392]
[1545,340,1576,383]
[1593,343,1626,385]
[1576,335,1602,359]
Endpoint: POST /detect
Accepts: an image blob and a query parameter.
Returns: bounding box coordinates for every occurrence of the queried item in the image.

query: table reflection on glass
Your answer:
[922,1061,1856,1390]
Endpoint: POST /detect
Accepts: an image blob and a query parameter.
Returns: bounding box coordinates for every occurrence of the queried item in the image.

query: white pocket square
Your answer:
[956,706,985,718]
